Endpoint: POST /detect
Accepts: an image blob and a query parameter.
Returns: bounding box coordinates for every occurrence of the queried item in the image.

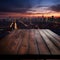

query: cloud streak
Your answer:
[50,4,60,12]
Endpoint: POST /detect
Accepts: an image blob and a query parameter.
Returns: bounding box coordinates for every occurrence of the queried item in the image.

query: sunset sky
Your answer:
[0,0,60,17]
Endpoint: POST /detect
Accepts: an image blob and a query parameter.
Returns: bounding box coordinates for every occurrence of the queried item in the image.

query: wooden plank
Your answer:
[39,29,60,55]
[0,30,17,54]
[17,29,28,54]
[42,30,60,50]
[28,29,39,54]
[0,29,60,54]
[34,29,50,54]
[0,30,23,54]
[7,30,23,54]
[46,29,60,42]
[18,29,29,54]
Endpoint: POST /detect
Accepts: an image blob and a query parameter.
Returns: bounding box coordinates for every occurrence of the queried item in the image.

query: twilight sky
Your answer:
[0,0,60,17]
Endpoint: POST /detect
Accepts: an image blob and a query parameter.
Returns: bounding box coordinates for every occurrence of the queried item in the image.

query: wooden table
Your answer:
[0,29,60,54]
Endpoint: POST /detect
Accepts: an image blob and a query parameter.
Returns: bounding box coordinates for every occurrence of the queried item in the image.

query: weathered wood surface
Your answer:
[0,29,60,54]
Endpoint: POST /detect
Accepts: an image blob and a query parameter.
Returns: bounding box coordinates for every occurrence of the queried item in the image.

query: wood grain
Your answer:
[0,29,60,54]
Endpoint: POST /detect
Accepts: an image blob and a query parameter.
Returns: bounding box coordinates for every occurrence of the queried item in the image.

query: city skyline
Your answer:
[0,0,60,17]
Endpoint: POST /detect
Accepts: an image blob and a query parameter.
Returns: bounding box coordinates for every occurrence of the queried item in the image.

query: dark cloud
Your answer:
[0,0,32,13]
[50,4,60,12]
[0,0,60,13]
[0,7,30,13]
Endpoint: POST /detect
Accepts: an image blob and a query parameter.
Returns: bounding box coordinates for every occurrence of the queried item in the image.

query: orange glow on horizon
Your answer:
[0,12,60,18]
